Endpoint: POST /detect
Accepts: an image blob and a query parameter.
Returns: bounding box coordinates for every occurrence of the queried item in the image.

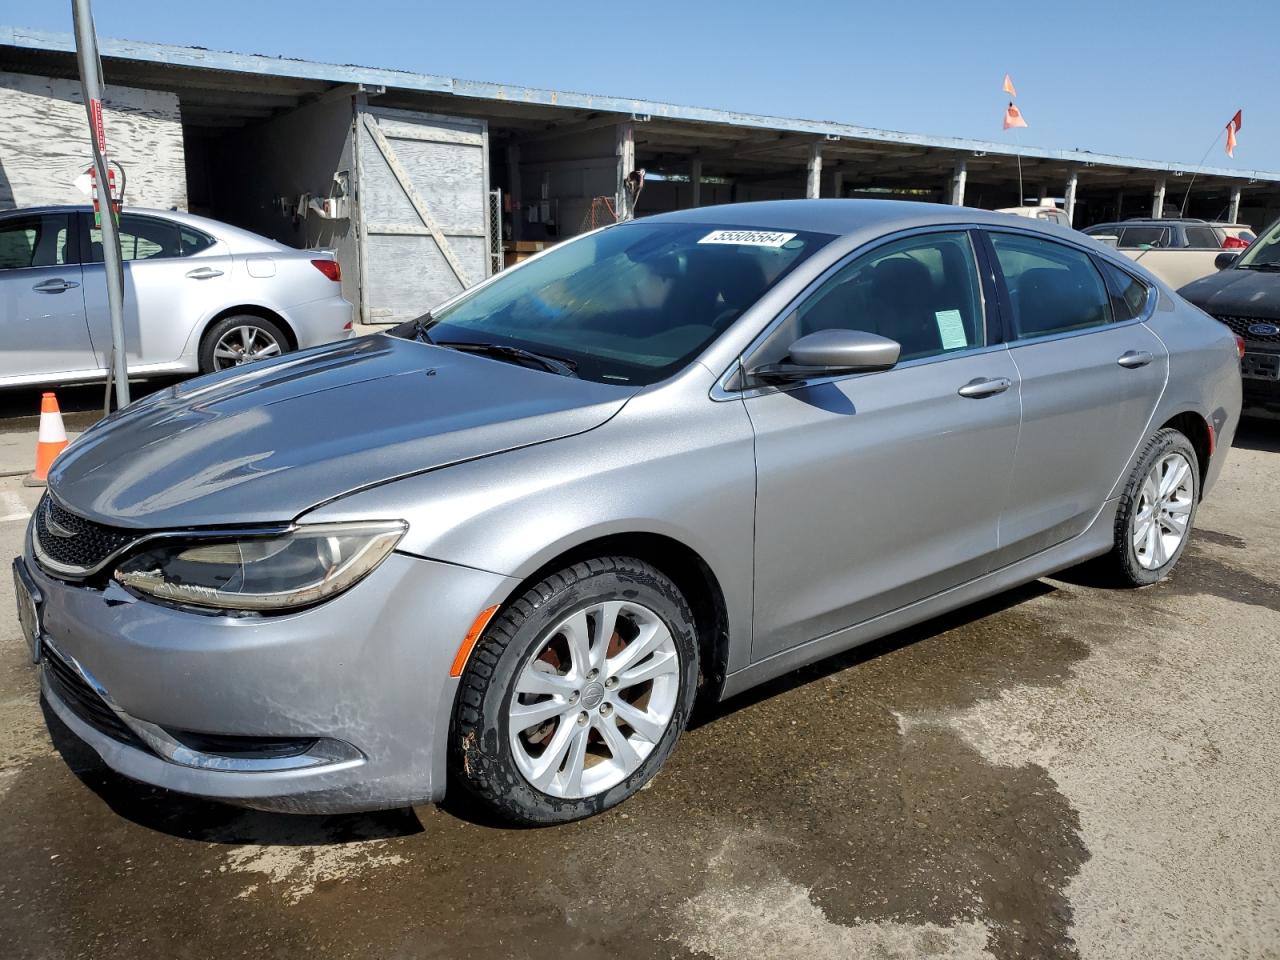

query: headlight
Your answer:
[114,521,407,612]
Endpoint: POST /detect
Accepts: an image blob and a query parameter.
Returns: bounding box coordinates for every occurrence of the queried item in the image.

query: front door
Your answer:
[744,229,1021,662]
[982,229,1169,563]
[0,211,94,380]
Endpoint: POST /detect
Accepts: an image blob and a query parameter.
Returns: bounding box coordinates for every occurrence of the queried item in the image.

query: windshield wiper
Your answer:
[1240,262,1280,271]
[434,340,578,377]
[412,312,435,343]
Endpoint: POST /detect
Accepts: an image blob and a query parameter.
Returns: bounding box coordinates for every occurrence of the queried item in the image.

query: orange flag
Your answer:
[1003,103,1027,130]
[1002,73,1017,97]
[1226,109,1242,156]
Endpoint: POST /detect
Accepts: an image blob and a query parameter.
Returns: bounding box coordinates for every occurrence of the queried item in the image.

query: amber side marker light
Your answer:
[450,605,500,677]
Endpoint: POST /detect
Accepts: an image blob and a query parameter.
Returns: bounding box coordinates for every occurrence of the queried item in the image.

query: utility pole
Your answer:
[72,0,129,407]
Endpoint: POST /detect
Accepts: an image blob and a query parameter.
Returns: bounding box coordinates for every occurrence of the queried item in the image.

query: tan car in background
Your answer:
[997,205,1073,227]
[1083,218,1240,288]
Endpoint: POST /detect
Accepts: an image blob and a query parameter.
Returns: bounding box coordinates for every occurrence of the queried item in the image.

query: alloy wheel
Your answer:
[508,600,680,799]
[1133,451,1194,570]
[212,324,283,370]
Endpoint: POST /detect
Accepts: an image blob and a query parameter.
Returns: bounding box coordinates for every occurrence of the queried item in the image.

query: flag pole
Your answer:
[71,0,130,408]
[1179,127,1226,218]
[1015,134,1024,204]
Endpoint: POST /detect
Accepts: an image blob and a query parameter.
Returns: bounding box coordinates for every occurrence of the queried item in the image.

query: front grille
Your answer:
[34,495,140,575]
[42,646,147,750]
[1213,314,1280,345]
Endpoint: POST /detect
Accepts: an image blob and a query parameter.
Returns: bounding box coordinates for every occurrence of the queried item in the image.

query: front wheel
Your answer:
[1103,427,1200,586]
[451,557,699,825]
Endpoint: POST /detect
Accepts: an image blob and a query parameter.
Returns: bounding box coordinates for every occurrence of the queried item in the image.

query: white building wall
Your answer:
[0,70,186,210]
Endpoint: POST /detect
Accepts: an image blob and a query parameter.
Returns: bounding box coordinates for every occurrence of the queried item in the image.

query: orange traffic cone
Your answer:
[24,392,69,487]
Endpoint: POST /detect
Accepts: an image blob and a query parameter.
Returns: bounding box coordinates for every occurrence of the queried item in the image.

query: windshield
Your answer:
[1237,219,1280,269]
[400,221,832,385]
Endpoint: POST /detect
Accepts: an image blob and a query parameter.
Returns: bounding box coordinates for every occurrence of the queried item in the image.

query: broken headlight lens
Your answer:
[114,521,407,611]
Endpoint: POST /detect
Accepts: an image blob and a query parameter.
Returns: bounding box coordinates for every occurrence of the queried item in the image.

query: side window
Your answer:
[88,215,182,262]
[1117,226,1170,249]
[1184,226,1220,249]
[1099,260,1151,321]
[0,214,70,270]
[179,226,216,256]
[990,232,1112,339]
[783,231,985,363]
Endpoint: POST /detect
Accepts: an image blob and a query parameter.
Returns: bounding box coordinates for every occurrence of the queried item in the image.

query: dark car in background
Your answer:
[1180,218,1280,410]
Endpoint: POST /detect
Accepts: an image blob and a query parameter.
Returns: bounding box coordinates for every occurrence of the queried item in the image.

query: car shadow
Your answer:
[1234,412,1280,453]
[691,579,1057,728]
[45,580,1063,839]
[41,700,425,846]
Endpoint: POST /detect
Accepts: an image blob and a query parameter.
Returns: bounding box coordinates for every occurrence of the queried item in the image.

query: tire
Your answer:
[451,557,699,825]
[1102,427,1200,587]
[198,314,290,373]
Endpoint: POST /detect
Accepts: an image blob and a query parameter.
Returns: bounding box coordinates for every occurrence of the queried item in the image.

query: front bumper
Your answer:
[1241,347,1280,408]
[22,534,515,813]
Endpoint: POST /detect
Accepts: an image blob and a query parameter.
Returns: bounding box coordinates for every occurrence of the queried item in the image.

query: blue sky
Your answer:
[8,0,1279,172]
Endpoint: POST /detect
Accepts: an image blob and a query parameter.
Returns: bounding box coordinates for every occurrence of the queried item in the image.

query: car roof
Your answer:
[644,198,1080,239]
[0,204,288,251]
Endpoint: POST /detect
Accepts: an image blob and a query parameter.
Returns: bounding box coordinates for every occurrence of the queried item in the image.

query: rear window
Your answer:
[179,226,217,256]
[1184,226,1220,249]
[1100,260,1150,320]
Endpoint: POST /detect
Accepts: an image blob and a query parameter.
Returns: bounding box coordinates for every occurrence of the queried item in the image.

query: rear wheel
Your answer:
[1102,427,1199,586]
[451,557,699,825]
[199,315,289,373]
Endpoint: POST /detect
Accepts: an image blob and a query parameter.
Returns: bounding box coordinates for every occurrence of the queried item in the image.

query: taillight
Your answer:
[311,258,341,281]
[1235,335,1247,358]
[1222,236,1249,249]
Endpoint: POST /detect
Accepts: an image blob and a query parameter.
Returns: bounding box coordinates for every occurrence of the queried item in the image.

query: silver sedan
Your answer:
[0,205,353,388]
[14,200,1241,823]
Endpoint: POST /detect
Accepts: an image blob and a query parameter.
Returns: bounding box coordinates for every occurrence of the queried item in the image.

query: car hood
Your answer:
[49,334,635,529]
[1178,267,1280,319]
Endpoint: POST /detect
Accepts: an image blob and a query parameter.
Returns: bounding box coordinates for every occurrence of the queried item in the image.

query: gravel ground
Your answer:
[0,412,1277,960]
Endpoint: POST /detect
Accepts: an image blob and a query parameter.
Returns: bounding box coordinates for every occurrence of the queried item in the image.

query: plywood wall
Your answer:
[0,70,186,210]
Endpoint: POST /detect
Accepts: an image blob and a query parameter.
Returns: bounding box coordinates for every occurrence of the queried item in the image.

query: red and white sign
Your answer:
[88,97,107,153]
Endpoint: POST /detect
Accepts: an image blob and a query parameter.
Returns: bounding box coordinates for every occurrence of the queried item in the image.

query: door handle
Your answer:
[1116,350,1154,369]
[185,267,224,279]
[32,278,79,293]
[957,376,1012,399]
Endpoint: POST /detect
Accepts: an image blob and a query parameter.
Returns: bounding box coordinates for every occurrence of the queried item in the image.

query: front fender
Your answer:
[303,384,759,675]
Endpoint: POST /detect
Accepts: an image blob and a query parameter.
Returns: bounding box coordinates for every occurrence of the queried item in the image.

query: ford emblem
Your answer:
[1247,322,1280,337]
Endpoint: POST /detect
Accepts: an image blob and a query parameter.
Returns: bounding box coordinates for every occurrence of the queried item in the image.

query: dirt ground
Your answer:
[1,409,1277,960]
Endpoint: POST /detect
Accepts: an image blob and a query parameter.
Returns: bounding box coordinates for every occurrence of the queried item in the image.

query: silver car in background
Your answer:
[14,200,1241,824]
[0,205,353,388]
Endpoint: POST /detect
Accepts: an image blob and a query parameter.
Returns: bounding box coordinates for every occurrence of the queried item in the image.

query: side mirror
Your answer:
[1215,251,1240,270]
[750,328,901,384]
[1094,233,1120,248]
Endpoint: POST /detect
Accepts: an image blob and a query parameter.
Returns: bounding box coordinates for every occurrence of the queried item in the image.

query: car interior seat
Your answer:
[867,257,942,358]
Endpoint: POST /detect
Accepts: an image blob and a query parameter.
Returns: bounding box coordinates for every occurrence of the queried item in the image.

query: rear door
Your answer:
[744,229,1021,661]
[0,211,95,380]
[80,213,230,367]
[981,229,1168,564]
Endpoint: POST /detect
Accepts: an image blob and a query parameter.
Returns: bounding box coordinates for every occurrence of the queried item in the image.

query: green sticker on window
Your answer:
[935,309,968,350]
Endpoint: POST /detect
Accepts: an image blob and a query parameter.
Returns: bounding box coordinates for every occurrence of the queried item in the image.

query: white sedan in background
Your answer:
[0,206,354,388]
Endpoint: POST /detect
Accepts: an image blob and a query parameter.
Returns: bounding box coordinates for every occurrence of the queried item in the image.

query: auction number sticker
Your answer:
[699,229,797,247]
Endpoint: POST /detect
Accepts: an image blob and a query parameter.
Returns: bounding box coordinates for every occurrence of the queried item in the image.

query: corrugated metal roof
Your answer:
[2,24,1276,184]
